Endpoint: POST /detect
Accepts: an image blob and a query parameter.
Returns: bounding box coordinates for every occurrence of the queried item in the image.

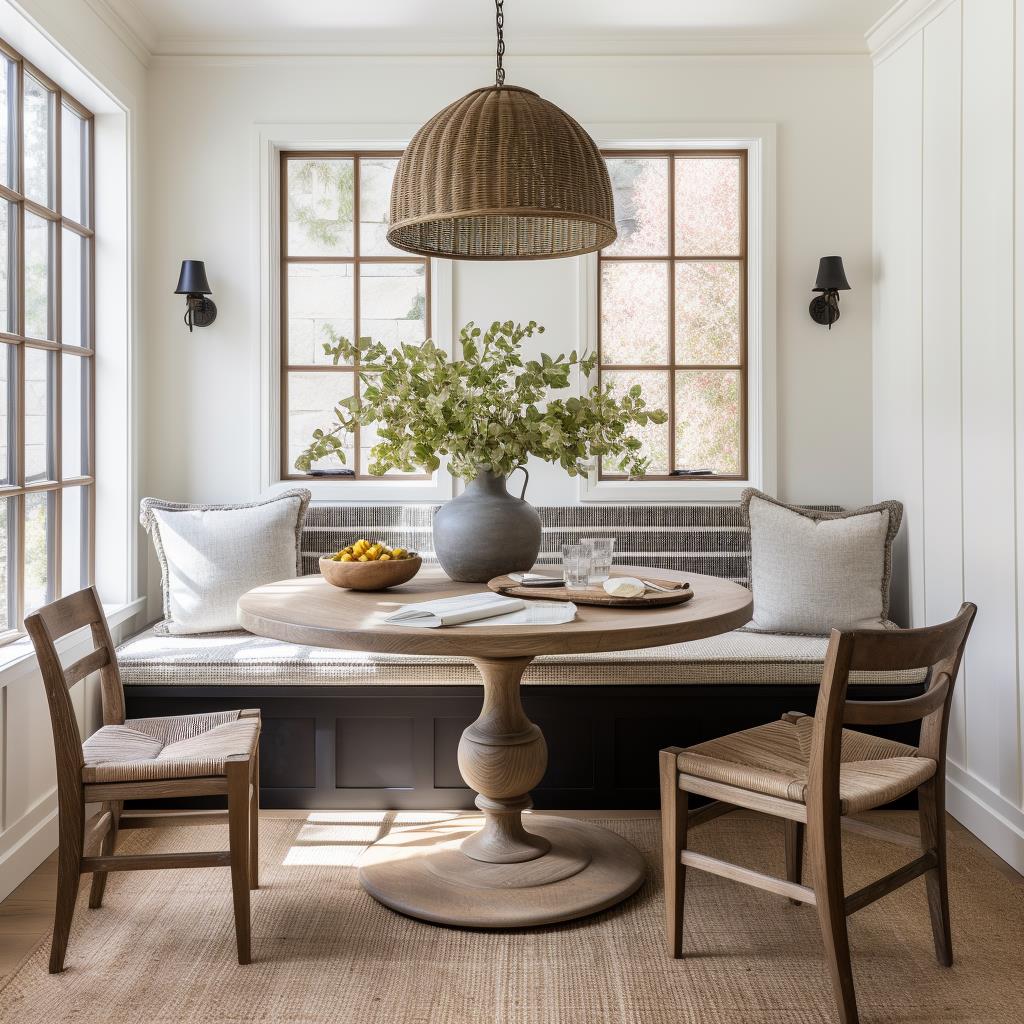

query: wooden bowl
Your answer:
[319,553,422,591]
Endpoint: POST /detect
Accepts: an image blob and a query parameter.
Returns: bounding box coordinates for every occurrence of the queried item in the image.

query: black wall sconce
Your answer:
[809,256,850,330]
[175,260,217,333]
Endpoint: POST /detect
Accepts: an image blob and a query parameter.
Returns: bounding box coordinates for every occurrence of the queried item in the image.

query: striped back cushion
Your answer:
[302,503,838,586]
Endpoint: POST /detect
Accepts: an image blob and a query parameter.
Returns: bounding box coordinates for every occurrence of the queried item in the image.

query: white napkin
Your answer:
[384,592,524,628]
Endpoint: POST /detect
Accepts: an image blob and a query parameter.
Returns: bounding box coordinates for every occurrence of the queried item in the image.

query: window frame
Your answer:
[597,149,748,482]
[0,37,95,641]
[579,128,775,504]
[279,149,432,484]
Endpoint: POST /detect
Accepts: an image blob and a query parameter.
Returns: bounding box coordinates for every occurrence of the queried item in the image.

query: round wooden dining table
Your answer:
[238,566,752,928]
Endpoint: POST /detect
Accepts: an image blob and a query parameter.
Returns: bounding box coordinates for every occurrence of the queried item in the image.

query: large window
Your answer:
[281,152,430,481]
[599,151,746,480]
[0,39,94,637]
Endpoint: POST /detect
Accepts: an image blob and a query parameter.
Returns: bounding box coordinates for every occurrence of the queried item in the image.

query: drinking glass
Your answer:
[583,538,615,584]
[561,544,591,590]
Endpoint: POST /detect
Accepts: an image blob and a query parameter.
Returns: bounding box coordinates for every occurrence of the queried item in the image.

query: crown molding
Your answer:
[865,0,958,64]
[82,0,156,65]
[147,31,870,60]
[150,52,871,73]
[59,4,885,66]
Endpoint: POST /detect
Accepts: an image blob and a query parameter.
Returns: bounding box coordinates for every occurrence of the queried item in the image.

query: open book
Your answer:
[383,592,576,629]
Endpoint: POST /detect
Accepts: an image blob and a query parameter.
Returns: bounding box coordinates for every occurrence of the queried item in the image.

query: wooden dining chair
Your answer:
[660,603,976,1024]
[26,587,261,973]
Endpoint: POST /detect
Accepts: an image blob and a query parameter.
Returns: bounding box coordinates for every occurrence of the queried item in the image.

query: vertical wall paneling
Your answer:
[961,0,1017,800]
[3,682,57,828]
[873,34,925,628]
[922,2,967,766]
[875,0,1024,866]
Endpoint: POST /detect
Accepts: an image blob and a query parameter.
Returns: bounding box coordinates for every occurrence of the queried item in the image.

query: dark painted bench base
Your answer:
[125,681,926,811]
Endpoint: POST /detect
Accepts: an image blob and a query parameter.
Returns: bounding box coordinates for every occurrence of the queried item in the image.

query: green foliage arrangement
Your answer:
[295,320,668,480]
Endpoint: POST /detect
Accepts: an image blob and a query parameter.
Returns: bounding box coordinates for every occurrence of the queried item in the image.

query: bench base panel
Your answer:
[124,682,925,811]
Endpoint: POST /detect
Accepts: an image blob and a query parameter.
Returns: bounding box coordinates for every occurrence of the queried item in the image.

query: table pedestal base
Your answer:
[357,814,646,928]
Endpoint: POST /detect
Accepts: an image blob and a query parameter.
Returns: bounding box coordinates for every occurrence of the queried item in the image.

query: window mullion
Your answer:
[53,87,62,596]
[352,155,361,478]
[667,154,676,474]
[14,55,23,628]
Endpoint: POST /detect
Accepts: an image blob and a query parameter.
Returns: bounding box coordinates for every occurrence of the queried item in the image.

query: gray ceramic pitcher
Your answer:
[433,468,542,582]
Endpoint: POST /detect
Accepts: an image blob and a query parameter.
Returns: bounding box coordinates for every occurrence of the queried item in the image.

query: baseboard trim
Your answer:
[946,762,1024,874]
[0,793,58,902]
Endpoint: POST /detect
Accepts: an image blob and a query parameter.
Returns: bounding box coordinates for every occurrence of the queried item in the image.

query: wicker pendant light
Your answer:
[387,1,616,261]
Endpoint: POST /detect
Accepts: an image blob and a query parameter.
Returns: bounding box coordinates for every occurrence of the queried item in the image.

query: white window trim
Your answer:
[578,123,777,503]
[254,123,454,503]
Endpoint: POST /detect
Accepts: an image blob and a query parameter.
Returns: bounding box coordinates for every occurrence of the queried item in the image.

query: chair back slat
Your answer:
[63,646,112,689]
[30,587,107,643]
[846,614,972,673]
[843,672,950,726]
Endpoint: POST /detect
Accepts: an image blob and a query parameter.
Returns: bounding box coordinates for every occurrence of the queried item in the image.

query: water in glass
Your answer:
[561,544,591,590]
[583,538,615,584]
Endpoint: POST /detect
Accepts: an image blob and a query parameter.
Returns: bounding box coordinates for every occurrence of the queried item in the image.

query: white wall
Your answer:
[872,0,1024,871]
[142,53,874,520]
[0,0,146,900]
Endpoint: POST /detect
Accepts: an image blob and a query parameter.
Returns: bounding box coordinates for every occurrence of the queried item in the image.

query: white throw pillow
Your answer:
[140,490,311,635]
[741,489,902,635]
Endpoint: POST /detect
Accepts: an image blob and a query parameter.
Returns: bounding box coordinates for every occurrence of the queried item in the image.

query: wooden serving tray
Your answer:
[487,574,695,609]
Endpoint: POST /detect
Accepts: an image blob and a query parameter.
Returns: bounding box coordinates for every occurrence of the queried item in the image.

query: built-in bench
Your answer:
[121,503,925,810]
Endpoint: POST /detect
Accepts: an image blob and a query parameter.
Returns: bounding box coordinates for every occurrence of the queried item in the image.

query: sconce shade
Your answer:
[175,260,212,295]
[813,256,850,292]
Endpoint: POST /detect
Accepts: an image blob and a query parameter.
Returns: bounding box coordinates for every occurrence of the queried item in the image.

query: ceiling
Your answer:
[103,0,896,57]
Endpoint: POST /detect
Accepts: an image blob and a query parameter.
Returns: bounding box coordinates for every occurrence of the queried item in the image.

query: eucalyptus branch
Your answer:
[295,319,668,479]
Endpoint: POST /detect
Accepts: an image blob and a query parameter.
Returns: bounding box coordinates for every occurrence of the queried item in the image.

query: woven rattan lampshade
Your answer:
[387,86,617,261]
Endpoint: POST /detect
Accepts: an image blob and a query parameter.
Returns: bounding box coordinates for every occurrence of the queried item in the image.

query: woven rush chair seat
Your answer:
[677,713,935,816]
[82,711,260,784]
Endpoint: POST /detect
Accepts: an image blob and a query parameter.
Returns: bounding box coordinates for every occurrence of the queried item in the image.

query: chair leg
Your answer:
[918,777,953,967]
[248,746,259,891]
[659,748,687,958]
[88,801,121,909]
[809,807,859,1024]
[50,803,84,974]
[226,758,252,965]
[785,820,805,905]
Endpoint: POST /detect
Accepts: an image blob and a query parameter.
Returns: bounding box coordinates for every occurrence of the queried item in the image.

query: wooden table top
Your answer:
[237,566,753,659]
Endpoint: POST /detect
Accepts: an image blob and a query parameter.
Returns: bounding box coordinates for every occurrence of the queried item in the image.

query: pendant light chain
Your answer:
[495,0,506,87]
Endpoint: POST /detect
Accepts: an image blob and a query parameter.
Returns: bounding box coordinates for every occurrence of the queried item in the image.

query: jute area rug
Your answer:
[0,811,1021,1024]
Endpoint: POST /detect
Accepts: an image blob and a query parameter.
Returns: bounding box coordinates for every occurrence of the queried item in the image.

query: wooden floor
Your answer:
[0,810,1019,985]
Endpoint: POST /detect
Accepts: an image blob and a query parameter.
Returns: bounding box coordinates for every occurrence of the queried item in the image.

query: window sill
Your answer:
[267,475,453,503]
[579,476,757,503]
[0,597,146,689]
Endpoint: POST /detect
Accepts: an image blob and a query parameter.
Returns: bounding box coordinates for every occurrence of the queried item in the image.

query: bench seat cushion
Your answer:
[116,628,928,688]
